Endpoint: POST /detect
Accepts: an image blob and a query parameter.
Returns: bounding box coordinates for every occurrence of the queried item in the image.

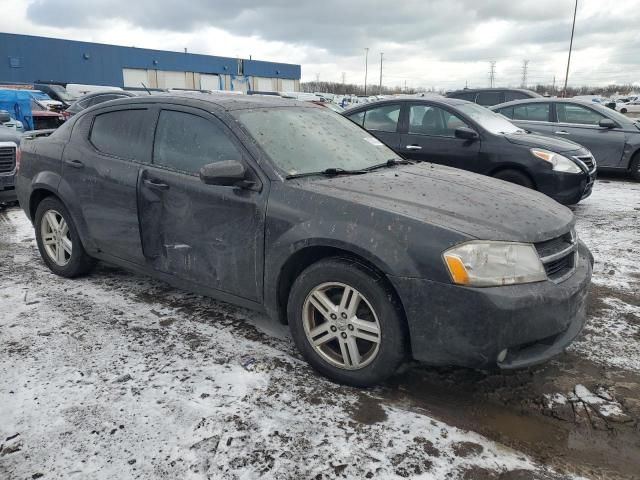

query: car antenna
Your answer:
[141,82,152,95]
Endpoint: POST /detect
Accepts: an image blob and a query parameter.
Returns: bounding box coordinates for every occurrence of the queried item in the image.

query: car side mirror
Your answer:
[454,126,479,141]
[0,112,11,123]
[199,160,253,188]
[599,118,617,129]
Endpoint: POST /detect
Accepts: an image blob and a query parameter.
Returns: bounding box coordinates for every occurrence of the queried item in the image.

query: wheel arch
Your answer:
[274,245,408,334]
[488,165,537,189]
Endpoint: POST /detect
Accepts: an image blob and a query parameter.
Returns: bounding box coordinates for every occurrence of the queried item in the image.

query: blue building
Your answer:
[0,32,301,92]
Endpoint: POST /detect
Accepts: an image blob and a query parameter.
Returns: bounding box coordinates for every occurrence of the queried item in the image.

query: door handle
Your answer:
[64,159,84,168]
[144,179,170,191]
[405,145,422,150]
[554,131,570,135]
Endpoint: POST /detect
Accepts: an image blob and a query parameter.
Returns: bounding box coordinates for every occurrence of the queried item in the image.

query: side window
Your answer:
[450,91,476,101]
[512,103,550,122]
[476,91,503,106]
[347,111,365,126]
[556,104,605,125]
[409,105,469,137]
[90,109,150,160]
[496,106,514,119]
[362,104,400,132]
[153,110,242,174]
[88,94,121,107]
[504,91,530,102]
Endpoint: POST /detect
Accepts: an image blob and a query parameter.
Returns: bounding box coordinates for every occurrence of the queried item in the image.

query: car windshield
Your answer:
[456,102,524,135]
[235,106,399,176]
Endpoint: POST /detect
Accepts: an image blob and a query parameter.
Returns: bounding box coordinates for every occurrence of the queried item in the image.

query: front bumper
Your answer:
[0,173,17,203]
[389,242,592,370]
[538,169,596,205]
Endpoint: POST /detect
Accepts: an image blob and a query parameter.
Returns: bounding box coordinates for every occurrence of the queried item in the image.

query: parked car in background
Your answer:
[33,83,77,108]
[0,110,24,132]
[447,88,541,106]
[344,98,596,205]
[65,84,124,98]
[28,90,65,112]
[63,90,138,119]
[617,100,640,114]
[491,98,640,180]
[29,98,66,129]
[0,123,21,204]
[16,94,592,386]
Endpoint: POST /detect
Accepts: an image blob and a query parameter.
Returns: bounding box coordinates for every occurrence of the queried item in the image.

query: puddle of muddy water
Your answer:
[381,359,640,480]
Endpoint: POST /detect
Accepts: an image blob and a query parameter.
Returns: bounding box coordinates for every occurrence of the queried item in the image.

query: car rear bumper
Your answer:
[389,241,592,370]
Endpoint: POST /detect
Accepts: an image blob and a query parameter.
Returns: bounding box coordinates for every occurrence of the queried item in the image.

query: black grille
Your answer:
[535,230,577,282]
[0,147,16,174]
[543,253,575,279]
[574,154,596,172]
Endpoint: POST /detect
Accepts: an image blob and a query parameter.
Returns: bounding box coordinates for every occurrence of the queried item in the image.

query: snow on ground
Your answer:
[0,209,564,479]
[570,178,640,372]
[1,176,638,480]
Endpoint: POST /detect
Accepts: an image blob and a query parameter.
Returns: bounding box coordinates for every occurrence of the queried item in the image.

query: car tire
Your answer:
[493,169,534,189]
[34,197,95,278]
[287,257,407,387]
[620,108,628,114]
[631,153,640,182]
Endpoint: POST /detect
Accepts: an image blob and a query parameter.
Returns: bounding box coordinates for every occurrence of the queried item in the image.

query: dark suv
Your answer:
[16,94,592,386]
[447,88,541,106]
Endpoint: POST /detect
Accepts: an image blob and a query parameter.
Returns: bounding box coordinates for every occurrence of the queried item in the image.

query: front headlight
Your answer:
[531,148,582,174]
[443,241,547,287]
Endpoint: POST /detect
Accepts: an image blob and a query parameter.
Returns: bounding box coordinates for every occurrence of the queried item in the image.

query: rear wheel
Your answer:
[34,197,95,277]
[287,257,407,387]
[493,169,534,189]
[620,108,628,114]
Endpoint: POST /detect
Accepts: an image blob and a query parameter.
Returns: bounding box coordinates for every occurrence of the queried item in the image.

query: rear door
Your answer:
[554,103,626,168]
[398,103,481,172]
[497,102,555,136]
[138,106,266,302]
[346,103,401,149]
[62,105,155,263]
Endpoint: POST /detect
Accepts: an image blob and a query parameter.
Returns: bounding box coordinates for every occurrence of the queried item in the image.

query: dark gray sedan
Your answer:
[16,94,592,386]
[491,98,640,180]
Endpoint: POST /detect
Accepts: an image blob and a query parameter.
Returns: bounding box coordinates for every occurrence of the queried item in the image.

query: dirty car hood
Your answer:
[303,164,574,243]
[504,132,583,153]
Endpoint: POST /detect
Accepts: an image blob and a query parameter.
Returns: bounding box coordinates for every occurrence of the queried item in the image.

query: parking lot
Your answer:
[1,175,638,480]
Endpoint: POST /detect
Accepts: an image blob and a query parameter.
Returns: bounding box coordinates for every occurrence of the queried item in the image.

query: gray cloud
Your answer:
[24,0,640,87]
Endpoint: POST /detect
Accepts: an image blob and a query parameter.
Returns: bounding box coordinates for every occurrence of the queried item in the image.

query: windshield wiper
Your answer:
[286,167,369,180]
[364,158,414,171]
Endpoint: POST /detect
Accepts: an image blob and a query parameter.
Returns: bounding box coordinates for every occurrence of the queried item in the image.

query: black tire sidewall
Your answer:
[34,197,93,278]
[494,170,534,189]
[288,258,407,387]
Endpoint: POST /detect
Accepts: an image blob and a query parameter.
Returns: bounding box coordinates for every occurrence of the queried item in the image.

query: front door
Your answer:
[399,103,481,172]
[345,103,401,150]
[138,107,266,302]
[554,103,626,168]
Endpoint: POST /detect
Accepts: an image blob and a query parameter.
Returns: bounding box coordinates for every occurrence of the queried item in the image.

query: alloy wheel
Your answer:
[41,209,72,266]
[302,282,381,370]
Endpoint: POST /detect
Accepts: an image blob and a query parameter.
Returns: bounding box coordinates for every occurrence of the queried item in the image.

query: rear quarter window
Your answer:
[89,109,151,161]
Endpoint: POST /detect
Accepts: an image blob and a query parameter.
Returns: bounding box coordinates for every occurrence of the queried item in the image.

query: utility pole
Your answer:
[521,60,529,88]
[563,0,578,98]
[341,72,346,85]
[489,61,496,88]
[552,75,556,95]
[379,52,384,95]
[364,48,369,95]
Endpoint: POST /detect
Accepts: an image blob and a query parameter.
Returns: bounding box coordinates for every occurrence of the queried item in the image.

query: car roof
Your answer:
[490,97,608,109]
[343,96,472,112]
[448,88,539,95]
[95,92,310,111]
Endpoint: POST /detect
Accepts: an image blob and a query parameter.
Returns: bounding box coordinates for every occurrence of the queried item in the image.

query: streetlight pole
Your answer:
[563,0,578,98]
[364,48,369,95]
[379,52,384,95]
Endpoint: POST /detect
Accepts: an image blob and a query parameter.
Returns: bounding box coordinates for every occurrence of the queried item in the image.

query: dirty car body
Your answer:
[16,94,593,384]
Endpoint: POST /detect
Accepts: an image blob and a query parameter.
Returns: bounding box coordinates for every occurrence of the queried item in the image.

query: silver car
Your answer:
[491,98,640,181]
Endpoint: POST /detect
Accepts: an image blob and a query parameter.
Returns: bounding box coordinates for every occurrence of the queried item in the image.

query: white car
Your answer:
[617,101,640,114]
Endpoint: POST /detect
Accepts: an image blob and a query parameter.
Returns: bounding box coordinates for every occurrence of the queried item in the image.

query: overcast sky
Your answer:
[1,0,638,90]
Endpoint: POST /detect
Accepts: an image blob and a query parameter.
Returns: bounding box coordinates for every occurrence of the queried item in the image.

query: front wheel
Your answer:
[492,169,534,189]
[631,154,640,182]
[287,258,407,387]
[34,197,95,277]
[620,108,628,114]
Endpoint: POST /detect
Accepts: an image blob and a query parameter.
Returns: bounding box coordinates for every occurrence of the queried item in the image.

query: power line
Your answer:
[563,0,579,97]
[489,61,497,87]
[521,60,529,88]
